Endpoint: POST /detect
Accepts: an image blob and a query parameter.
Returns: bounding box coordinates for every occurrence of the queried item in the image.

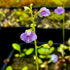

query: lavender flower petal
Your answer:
[51,54,58,63]
[20,30,37,43]
[54,7,65,15]
[39,7,51,17]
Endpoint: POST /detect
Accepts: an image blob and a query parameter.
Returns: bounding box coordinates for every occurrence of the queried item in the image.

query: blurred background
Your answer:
[0,0,70,7]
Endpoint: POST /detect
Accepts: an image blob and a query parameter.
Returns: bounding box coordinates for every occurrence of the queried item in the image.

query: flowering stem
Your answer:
[34,40,39,70]
[62,13,65,57]
[30,4,39,70]
[63,13,65,45]
[62,5,65,57]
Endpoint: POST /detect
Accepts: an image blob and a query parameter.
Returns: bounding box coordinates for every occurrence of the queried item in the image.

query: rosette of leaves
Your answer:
[38,47,55,59]
[57,38,70,60]
[57,43,70,59]
[38,41,54,59]
[57,44,66,55]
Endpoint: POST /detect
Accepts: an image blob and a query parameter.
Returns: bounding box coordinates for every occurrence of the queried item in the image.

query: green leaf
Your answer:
[49,13,64,21]
[33,55,43,64]
[12,43,21,52]
[67,38,70,46]
[38,58,43,64]
[38,47,54,55]
[22,66,28,70]
[23,48,27,52]
[41,44,50,48]
[25,48,34,55]
[38,48,49,55]
[47,55,51,58]
[20,53,25,57]
[30,24,36,28]
[48,47,55,54]
[48,40,53,46]
[15,54,20,57]
[39,55,46,59]
[57,47,63,53]
[57,44,64,53]
[16,11,21,16]
[68,47,70,51]
[40,63,46,68]
[6,66,12,70]
[65,56,70,59]
[48,59,52,63]
[63,46,68,50]
[19,16,24,21]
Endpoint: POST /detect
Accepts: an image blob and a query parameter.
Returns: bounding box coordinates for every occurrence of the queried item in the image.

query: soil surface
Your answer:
[10,56,70,70]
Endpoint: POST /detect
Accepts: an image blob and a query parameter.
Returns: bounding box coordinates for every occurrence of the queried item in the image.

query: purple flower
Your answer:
[20,30,37,43]
[54,7,65,15]
[51,54,58,63]
[39,7,51,17]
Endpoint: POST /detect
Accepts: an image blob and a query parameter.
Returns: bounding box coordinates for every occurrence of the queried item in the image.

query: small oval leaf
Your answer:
[12,43,21,52]
[38,48,49,55]
[48,40,53,46]
[42,44,50,48]
[39,55,46,59]
[22,66,28,70]
[15,54,20,57]
[6,66,12,70]
[20,53,25,57]
[48,47,55,54]
[25,48,34,55]
[67,38,70,46]
[23,48,27,52]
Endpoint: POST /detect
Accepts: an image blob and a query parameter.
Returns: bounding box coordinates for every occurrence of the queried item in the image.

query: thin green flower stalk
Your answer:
[29,6,51,69]
[30,4,39,70]
[62,5,65,58]
[63,12,65,44]
[63,4,65,45]
[54,6,65,57]
[61,4,65,58]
